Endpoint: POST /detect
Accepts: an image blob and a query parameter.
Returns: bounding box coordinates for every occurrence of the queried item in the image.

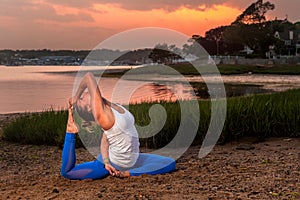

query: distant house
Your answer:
[274,30,300,56]
[239,46,254,55]
[39,56,80,65]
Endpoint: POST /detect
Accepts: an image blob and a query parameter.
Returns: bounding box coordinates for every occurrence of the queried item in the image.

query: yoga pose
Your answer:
[61,72,176,180]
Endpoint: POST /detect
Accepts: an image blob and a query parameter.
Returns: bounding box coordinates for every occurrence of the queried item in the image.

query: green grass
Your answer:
[2,109,82,148]
[3,109,65,145]
[3,89,300,148]
[221,89,300,142]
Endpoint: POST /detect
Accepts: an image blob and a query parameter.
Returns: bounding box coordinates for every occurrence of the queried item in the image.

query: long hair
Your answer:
[74,104,95,122]
[73,105,102,154]
[74,104,97,132]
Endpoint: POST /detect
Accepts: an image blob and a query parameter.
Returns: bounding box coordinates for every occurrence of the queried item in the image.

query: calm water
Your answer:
[1,65,300,114]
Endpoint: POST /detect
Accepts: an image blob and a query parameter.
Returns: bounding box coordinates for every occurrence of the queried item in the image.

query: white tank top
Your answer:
[103,104,140,168]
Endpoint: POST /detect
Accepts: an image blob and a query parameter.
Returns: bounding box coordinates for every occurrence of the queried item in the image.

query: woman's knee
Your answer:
[60,169,71,179]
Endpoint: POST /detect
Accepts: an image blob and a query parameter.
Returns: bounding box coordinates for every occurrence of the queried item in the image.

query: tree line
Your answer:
[185,0,300,58]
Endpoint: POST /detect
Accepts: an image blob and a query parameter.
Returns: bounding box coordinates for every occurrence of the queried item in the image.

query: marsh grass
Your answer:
[3,109,65,145]
[3,109,82,148]
[3,89,300,148]
[222,89,300,142]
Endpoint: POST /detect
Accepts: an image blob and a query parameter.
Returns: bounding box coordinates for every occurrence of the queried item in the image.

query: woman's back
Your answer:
[103,104,140,168]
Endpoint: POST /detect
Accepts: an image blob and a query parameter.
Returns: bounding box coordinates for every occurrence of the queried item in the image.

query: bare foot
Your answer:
[117,171,130,178]
[66,100,79,134]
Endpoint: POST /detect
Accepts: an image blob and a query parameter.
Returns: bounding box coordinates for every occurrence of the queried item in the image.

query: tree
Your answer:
[223,0,276,57]
[183,35,216,56]
[149,43,182,64]
[233,0,275,24]
[205,26,226,55]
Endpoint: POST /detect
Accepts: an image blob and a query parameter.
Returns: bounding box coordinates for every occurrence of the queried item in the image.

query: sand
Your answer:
[0,114,300,200]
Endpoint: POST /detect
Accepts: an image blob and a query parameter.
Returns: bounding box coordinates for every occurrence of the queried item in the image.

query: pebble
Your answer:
[97,193,103,198]
[52,188,59,193]
[166,184,172,190]
[235,144,255,150]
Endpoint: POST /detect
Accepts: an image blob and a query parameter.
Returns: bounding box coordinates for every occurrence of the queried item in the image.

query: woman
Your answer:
[61,72,176,180]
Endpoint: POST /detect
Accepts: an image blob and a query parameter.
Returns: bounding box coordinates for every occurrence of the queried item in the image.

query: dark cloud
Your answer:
[45,0,230,11]
[225,0,300,22]
[0,0,94,22]
[45,0,95,8]
[5,0,298,18]
[106,0,221,11]
[267,0,299,21]
[223,0,251,9]
[42,0,300,23]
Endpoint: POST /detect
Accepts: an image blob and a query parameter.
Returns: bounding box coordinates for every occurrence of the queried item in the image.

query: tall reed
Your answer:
[3,89,300,148]
[2,109,82,148]
[222,89,300,142]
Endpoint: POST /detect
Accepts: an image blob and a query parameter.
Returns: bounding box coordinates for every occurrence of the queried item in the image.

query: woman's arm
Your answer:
[73,73,96,101]
[101,133,119,176]
[100,133,109,162]
[73,72,111,125]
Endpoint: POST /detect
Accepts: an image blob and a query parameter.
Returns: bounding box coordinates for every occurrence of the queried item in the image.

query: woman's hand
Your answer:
[104,163,120,177]
[104,163,130,178]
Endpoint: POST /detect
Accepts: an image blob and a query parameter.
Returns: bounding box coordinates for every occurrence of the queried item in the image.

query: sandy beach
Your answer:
[0,114,300,200]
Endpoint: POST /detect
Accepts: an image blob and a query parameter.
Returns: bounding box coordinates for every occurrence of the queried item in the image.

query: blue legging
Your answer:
[61,133,176,180]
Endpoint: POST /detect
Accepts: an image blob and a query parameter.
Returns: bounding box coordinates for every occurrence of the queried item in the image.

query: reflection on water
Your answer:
[191,82,273,99]
[128,82,195,103]
[0,65,300,114]
[131,82,272,103]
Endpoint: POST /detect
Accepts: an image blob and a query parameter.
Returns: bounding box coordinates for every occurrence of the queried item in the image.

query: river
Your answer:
[0,65,300,114]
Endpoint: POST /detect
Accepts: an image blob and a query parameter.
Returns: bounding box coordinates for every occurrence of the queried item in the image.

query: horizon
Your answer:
[0,0,299,50]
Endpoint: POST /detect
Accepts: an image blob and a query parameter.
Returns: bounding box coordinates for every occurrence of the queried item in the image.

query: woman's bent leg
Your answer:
[60,133,109,180]
[128,153,176,176]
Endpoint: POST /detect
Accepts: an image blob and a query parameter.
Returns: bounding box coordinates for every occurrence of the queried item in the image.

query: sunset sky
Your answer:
[0,0,299,50]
